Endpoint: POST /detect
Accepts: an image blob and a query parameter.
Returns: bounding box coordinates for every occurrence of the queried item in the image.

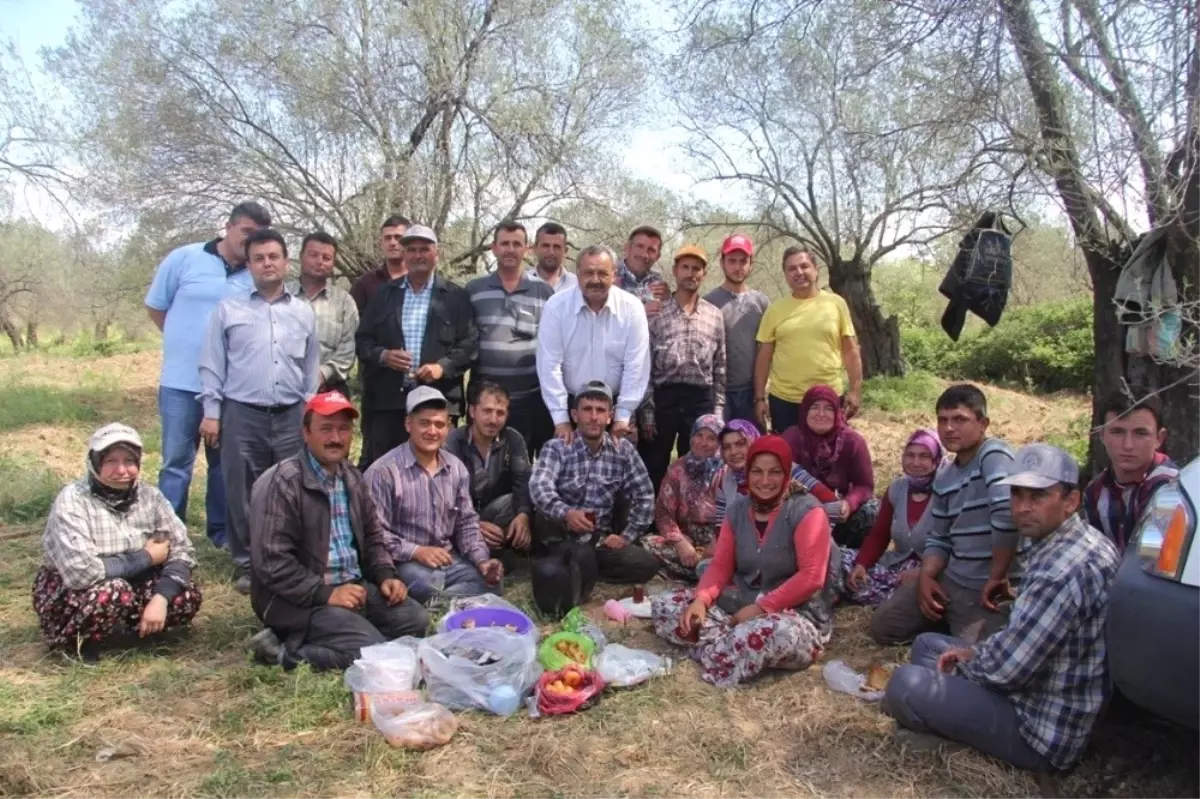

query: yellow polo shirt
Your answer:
[756,291,855,401]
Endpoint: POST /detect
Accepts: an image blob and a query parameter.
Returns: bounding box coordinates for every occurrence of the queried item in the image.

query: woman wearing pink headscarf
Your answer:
[843,428,943,606]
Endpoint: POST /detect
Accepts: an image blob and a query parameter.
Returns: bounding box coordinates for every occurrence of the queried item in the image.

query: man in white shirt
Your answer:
[536,245,650,445]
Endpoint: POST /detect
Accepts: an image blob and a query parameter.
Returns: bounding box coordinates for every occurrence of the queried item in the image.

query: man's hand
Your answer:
[199,418,220,449]
[480,558,504,586]
[328,583,367,610]
[412,546,454,568]
[936,646,975,674]
[144,537,171,566]
[918,573,949,621]
[731,603,765,626]
[564,509,595,534]
[379,578,408,605]
[382,349,413,372]
[675,539,699,568]
[479,521,507,548]
[416,363,444,382]
[138,595,169,638]
[601,535,627,549]
[554,422,574,445]
[611,420,633,439]
[847,564,868,591]
[651,281,671,301]
[899,567,920,586]
[981,575,1016,612]
[755,399,769,433]
[508,513,531,551]
[843,389,862,419]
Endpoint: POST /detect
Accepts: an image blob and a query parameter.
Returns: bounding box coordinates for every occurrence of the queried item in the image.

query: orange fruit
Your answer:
[564,671,582,688]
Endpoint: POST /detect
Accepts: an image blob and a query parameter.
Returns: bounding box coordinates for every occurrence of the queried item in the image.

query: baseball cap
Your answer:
[673,244,708,266]
[406,385,449,414]
[400,224,438,245]
[305,391,359,419]
[999,443,1080,490]
[576,380,614,404]
[721,234,754,256]
[88,423,143,455]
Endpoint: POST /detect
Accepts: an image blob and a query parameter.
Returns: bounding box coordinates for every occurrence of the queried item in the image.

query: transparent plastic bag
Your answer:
[594,644,671,688]
[822,659,885,702]
[372,702,458,750]
[418,627,542,715]
[345,647,422,722]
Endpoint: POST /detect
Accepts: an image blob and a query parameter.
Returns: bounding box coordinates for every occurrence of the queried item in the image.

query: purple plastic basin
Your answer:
[444,607,534,635]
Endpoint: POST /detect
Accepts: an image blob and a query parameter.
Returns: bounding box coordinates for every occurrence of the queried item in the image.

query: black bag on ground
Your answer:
[939,212,1013,340]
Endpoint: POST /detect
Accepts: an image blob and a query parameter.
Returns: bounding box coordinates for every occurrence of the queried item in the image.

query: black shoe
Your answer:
[247,628,282,665]
[233,567,251,595]
[76,641,102,664]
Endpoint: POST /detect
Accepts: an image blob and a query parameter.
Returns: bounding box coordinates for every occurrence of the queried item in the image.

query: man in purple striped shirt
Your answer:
[364,386,504,605]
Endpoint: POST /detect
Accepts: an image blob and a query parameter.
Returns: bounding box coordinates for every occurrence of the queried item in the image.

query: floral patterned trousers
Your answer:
[651,588,829,687]
[839,549,921,607]
[32,566,203,650]
[640,524,717,581]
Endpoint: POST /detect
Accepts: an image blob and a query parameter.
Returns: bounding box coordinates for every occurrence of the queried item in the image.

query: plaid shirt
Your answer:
[42,479,197,590]
[957,514,1119,770]
[288,280,359,386]
[647,295,727,411]
[1083,453,1178,551]
[363,442,489,566]
[616,260,666,302]
[529,434,654,541]
[305,450,362,585]
[399,275,435,374]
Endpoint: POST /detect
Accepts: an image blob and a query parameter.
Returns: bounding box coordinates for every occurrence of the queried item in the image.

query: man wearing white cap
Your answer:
[364,386,504,604]
[884,443,1120,775]
[355,224,479,469]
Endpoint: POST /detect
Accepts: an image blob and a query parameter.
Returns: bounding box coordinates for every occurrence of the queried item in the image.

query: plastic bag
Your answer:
[438,595,538,641]
[418,627,542,715]
[345,647,422,722]
[533,665,605,716]
[562,607,607,651]
[538,631,596,670]
[594,644,671,688]
[822,659,886,702]
[373,702,458,750]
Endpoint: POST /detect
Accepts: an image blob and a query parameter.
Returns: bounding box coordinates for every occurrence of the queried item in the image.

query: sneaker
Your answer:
[247,628,282,665]
[233,567,251,595]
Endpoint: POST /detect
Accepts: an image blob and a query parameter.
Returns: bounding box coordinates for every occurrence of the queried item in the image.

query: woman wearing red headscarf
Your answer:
[781,385,878,548]
[650,436,841,687]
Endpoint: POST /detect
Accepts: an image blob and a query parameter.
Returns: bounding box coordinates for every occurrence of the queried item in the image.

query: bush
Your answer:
[902,298,1093,393]
[862,371,943,413]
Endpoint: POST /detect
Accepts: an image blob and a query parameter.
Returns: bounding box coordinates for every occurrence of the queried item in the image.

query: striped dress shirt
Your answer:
[466,271,553,399]
[363,442,489,566]
[287,280,359,387]
[198,289,320,419]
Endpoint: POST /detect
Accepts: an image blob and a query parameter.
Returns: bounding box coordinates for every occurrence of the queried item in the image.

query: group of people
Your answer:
[30,201,1183,778]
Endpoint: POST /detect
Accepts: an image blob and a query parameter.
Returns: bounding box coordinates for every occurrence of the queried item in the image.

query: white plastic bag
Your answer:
[345,647,423,722]
[822,659,885,702]
[594,644,671,688]
[372,702,458,750]
[418,627,542,715]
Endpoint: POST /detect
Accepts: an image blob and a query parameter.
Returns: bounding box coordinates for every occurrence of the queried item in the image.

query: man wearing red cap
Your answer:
[246,391,429,671]
[705,235,770,427]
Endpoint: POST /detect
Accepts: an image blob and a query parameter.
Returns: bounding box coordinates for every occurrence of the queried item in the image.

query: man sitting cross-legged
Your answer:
[365,386,505,605]
[529,380,661,616]
[443,382,533,569]
[884,444,1120,775]
[247,391,429,671]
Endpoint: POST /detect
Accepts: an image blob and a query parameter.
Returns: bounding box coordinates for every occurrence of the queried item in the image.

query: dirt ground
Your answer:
[1,351,1196,799]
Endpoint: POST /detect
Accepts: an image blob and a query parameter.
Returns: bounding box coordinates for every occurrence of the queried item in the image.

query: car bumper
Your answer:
[1107,554,1200,730]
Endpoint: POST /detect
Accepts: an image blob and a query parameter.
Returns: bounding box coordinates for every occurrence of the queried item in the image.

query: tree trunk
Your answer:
[25,320,38,348]
[94,321,110,340]
[1084,246,1128,481]
[827,259,904,378]
[0,304,23,350]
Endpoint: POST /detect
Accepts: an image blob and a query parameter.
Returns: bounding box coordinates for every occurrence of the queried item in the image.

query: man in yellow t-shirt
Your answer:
[753,246,863,432]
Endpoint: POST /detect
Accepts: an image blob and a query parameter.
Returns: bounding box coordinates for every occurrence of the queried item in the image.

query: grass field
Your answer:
[1,350,1196,798]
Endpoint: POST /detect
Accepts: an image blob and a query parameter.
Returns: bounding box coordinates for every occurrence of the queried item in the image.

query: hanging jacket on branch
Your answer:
[938,212,1014,341]
[1113,227,1182,361]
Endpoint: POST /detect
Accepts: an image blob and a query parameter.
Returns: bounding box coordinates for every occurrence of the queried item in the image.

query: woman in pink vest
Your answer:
[650,436,840,687]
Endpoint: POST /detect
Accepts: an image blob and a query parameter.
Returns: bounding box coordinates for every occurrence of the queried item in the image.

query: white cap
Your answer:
[400,225,438,245]
[406,386,449,414]
[88,423,144,454]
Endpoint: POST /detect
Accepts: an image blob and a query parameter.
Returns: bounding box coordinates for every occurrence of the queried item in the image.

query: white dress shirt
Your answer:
[536,286,650,425]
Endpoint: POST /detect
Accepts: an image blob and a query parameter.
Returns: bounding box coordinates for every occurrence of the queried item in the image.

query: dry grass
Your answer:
[0,351,1196,799]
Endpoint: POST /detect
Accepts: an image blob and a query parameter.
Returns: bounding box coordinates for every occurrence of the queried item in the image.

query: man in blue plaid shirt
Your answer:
[884,443,1120,773]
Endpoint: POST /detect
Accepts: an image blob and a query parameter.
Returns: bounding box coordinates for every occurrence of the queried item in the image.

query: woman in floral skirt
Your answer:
[32,423,202,661]
[652,435,840,687]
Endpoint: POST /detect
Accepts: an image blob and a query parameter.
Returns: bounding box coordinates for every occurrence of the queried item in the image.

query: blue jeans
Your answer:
[767,394,801,433]
[396,553,500,605]
[724,387,757,428]
[158,386,227,547]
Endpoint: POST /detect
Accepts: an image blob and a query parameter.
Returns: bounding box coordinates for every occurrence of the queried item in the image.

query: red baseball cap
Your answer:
[721,234,754,256]
[305,391,360,419]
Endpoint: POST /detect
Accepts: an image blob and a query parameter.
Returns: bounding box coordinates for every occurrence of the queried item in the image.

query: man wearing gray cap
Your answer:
[355,225,479,469]
[884,443,1120,774]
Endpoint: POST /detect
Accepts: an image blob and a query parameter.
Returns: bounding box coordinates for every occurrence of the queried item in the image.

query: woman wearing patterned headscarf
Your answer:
[843,428,944,606]
[32,423,202,662]
[641,414,725,580]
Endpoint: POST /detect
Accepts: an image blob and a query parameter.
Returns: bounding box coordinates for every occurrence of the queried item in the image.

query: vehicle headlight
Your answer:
[1136,484,1195,580]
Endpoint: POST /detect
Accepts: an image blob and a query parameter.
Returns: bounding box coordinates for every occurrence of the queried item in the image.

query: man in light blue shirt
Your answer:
[144,201,270,549]
[199,228,320,593]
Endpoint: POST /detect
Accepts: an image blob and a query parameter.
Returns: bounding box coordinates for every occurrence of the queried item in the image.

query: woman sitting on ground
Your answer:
[651,436,841,687]
[33,423,202,661]
[714,419,838,525]
[642,415,724,580]
[781,384,878,548]
[843,429,942,606]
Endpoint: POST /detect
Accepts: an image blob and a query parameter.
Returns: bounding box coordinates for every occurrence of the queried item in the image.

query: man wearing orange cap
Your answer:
[705,235,770,427]
[246,391,429,671]
[640,245,727,490]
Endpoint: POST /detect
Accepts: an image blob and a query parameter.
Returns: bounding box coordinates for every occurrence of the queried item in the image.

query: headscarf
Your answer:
[86,423,144,513]
[744,435,794,514]
[683,414,725,484]
[793,385,848,480]
[719,419,762,483]
[903,428,943,492]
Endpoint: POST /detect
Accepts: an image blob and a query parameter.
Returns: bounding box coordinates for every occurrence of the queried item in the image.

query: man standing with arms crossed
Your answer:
[705,235,769,427]
[199,229,320,594]
[287,232,359,398]
[145,201,270,550]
